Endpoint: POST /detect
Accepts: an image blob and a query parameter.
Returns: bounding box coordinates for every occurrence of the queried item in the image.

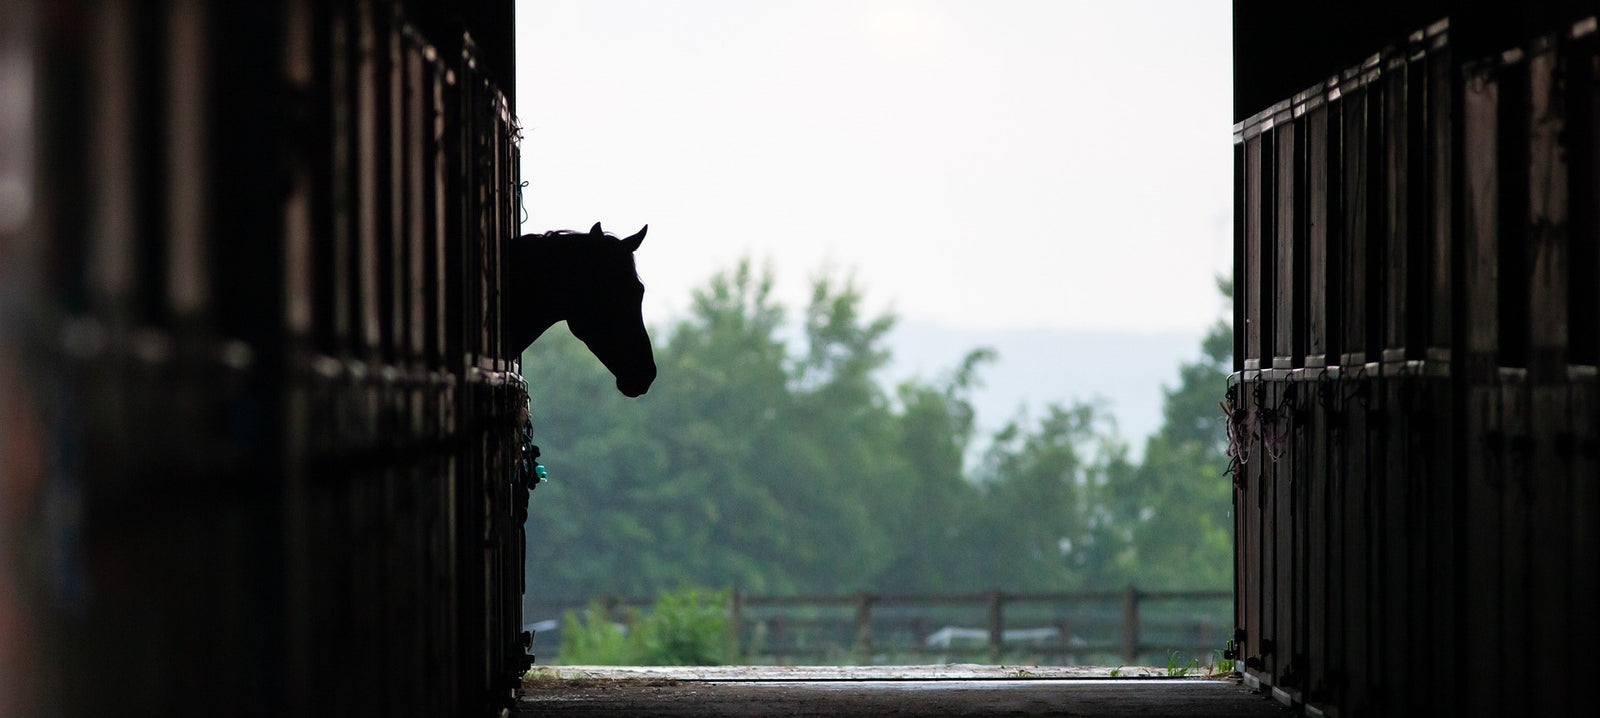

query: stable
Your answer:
[1233,1,1600,715]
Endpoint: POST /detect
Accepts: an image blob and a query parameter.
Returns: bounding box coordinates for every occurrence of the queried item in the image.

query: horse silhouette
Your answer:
[505,222,656,397]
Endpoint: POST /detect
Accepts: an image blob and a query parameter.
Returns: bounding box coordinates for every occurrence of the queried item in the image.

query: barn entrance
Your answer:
[39,1,1580,716]
[509,0,1243,706]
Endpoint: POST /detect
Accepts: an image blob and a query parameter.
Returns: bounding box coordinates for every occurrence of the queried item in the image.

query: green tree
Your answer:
[774,271,907,590]
[970,402,1132,591]
[525,261,918,598]
[522,261,1236,607]
[873,348,993,592]
[1096,276,1234,589]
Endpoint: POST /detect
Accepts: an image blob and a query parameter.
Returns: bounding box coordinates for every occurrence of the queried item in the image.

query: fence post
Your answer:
[854,592,875,653]
[1122,585,1141,665]
[727,589,744,660]
[772,614,788,665]
[987,589,1004,657]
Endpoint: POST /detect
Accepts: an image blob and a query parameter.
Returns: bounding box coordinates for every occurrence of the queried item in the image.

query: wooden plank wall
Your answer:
[0,1,532,716]
[1232,16,1600,717]
[285,4,533,716]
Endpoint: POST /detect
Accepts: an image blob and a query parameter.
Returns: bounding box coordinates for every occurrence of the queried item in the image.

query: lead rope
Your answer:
[520,416,548,485]
[516,385,545,674]
[1223,383,1251,487]
[1261,378,1295,464]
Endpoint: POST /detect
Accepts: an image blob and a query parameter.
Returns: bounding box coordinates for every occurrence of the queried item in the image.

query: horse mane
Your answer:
[524,229,585,239]
[514,229,643,282]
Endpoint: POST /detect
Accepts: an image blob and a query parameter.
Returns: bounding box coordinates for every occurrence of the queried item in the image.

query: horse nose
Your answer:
[618,364,656,397]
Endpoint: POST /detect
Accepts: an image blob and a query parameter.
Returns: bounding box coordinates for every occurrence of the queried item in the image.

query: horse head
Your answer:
[565,223,656,397]
[510,223,656,397]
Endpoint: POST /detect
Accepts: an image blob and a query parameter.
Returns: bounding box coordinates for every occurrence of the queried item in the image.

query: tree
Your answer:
[522,262,1237,605]
[873,348,992,592]
[524,261,916,598]
[1094,276,1234,589]
[970,402,1132,591]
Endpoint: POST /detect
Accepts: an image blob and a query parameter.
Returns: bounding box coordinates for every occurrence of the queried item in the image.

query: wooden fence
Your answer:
[527,588,1231,666]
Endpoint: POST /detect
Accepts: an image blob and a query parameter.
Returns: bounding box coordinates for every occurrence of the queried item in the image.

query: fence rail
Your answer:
[527,587,1231,666]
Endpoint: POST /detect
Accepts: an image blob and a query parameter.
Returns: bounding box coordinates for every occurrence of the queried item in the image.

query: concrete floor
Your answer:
[517,668,1287,717]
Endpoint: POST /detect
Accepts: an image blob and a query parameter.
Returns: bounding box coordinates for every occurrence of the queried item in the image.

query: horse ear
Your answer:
[622,225,647,252]
[589,222,605,236]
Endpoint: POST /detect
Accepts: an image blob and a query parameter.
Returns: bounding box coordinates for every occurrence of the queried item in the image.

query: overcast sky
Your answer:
[514,0,1233,334]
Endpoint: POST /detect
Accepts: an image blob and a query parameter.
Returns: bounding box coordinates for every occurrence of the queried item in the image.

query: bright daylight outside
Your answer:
[513,0,1235,676]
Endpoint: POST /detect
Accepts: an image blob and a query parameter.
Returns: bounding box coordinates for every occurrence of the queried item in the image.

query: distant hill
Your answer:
[881,320,1208,459]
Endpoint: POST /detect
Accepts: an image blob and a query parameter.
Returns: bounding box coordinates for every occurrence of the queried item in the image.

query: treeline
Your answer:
[522,261,1233,602]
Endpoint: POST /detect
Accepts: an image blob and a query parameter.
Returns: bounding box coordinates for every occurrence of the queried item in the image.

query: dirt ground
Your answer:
[516,666,1287,717]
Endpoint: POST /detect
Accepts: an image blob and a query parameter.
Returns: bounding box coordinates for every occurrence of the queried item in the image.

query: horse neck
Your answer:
[505,237,574,353]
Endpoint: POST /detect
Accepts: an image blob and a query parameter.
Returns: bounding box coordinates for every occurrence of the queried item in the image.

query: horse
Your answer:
[504,222,657,397]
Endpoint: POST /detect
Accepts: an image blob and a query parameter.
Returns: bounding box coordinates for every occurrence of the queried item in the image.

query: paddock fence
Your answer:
[526,588,1231,667]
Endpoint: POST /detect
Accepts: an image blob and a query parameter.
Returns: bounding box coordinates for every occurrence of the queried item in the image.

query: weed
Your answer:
[1165,650,1199,677]
[633,587,731,666]
[557,587,732,666]
[558,602,634,665]
[1210,639,1238,675]
[523,667,564,681]
[1109,666,1124,678]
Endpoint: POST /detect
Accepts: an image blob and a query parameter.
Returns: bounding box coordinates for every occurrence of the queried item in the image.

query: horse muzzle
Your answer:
[617,368,655,398]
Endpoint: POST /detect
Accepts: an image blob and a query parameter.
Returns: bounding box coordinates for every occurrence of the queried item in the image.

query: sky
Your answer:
[514,0,1233,335]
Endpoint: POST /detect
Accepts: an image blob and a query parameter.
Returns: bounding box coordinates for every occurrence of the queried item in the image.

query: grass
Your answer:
[1209,639,1238,675]
[524,667,562,681]
[1210,651,1236,675]
[558,587,732,666]
[1165,651,1200,677]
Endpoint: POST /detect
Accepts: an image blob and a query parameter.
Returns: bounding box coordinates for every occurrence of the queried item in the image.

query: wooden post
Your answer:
[854,592,874,653]
[911,616,930,649]
[772,615,788,666]
[986,589,1004,658]
[1123,585,1141,665]
[727,589,744,661]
